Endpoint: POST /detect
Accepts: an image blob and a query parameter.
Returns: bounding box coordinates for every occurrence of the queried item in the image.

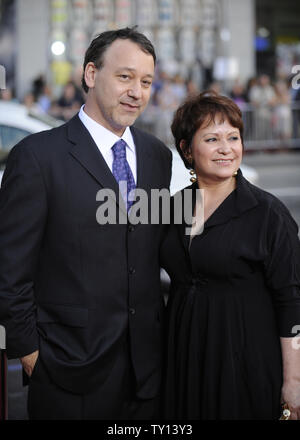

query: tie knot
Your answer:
[112,139,127,159]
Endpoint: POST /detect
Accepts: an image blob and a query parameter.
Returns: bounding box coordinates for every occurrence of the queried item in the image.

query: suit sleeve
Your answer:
[157,139,172,189]
[264,199,300,337]
[0,141,48,358]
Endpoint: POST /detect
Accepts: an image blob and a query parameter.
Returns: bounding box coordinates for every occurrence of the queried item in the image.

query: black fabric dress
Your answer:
[161,170,300,420]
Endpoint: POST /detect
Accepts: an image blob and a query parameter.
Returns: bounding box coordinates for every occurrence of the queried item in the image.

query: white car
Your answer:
[0,101,62,184]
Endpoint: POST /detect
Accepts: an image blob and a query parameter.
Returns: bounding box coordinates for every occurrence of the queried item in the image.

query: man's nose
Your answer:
[128,81,142,99]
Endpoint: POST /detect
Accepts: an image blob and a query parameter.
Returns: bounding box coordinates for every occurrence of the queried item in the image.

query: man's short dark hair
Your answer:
[81,26,156,94]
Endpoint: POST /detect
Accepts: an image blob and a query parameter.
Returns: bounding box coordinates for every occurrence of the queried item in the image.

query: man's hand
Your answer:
[20,350,39,377]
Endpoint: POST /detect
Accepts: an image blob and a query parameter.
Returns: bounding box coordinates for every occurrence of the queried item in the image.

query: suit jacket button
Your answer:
[128,225,135,232]
[129,267,136,274]
[129,308,136,315]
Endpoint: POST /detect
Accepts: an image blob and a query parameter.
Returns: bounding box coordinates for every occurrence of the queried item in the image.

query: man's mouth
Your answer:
[121,102,140,111]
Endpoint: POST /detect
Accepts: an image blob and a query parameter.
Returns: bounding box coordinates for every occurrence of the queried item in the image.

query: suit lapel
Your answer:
[67,115,118,191]
[130,126,152,193]
[66,118,163,221]
[128,127,154,226]
[67,115,127,214]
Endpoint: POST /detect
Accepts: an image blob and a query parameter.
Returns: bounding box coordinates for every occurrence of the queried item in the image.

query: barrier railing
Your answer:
[136,102,300,151]
[242,102,300,150]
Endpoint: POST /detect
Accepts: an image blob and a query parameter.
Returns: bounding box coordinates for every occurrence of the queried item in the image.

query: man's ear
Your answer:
[84,62,97,89]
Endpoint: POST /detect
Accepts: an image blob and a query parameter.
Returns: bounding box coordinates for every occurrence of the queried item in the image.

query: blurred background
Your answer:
[0,0,300,419]
[1,0,300,149]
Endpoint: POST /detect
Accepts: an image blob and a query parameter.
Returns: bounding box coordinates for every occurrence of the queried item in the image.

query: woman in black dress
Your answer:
[162,92,300,420]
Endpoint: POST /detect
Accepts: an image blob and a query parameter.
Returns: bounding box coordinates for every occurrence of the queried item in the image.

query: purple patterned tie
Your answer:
[112,139,136,211]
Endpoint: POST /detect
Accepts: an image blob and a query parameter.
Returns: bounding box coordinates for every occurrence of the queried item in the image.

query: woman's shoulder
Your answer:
[245,178,288,211]
[243,177,298,231]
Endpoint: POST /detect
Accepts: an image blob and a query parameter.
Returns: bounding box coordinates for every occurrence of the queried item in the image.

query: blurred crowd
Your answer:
[0,74,85,122]
[1,69,300,148]
[140,70,300,147]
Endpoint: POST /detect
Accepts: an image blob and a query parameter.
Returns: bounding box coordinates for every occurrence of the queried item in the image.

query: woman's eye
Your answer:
[229,136,239,141]
[206,138,216,142]
[119,75,129,80]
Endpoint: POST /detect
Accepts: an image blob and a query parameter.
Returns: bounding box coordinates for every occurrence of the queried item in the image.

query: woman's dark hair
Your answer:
[81,26,156,93]
[171,91,244,169]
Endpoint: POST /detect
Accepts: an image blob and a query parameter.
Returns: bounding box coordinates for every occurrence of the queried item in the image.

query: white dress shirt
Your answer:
[78,105,137,183]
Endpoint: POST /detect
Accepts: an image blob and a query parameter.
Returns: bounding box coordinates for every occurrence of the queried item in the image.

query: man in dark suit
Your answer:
[0,27,172,419]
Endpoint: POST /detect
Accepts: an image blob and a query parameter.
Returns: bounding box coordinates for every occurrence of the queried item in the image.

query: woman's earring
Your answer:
[190,169,197,183]
[233,170,238,176]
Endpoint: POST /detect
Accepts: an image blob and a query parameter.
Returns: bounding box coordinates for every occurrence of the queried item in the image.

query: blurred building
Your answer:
[0,0,300,100]
[256,0,300,78]
[1,0,255,100]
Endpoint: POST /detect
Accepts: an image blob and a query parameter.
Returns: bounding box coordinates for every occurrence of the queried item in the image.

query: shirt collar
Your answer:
[79,105,135,154]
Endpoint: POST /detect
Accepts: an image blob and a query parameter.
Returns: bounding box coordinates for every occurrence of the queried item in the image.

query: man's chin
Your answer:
[117,115,140,128]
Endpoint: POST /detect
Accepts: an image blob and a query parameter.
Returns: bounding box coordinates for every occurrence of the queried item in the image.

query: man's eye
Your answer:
[119,75,129,80]
[142,80,152,87]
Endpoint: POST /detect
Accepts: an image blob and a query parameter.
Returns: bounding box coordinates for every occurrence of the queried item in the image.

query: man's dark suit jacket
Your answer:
[0,115,172,398]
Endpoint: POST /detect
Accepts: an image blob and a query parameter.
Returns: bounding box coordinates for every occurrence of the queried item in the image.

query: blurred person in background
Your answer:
[21,75,53,115]
[50,80,83,121]
[243,77,258,140]
[150,68,167,106]
[245,77,257,103]
[292,80,300,139]
[230,79,247,111]
[161,91,300,420]
[0,27,172,420]
[208,80,222,95]
[0,87,16,102]
[32,75,52,114]
[273,79,292,144]
[249,74,276,141]
[171,74,187,103]
[230,80,251,144]
[155,71,183,145]
[186,78,200,97]
[72,65,86,100]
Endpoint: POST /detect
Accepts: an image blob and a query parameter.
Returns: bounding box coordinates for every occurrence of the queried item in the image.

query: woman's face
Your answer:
[185,115,243,184]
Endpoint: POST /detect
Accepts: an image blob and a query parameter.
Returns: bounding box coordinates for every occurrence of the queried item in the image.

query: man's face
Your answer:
[85,39,155,136]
